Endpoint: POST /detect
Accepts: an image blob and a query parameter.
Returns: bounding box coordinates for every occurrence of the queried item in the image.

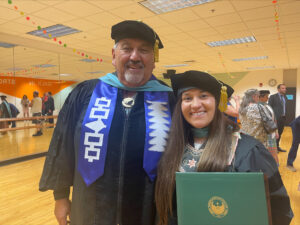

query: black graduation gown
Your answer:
[168,134,293,225]
[39,79,174,225]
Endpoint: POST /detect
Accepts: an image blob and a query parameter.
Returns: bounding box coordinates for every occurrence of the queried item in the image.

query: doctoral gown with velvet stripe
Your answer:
[39,78,175,225]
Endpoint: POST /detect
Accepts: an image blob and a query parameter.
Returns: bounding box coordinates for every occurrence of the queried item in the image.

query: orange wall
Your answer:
[0,76,75,99]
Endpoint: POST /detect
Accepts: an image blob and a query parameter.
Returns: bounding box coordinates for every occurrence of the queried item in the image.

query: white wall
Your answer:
[233,69,283,98]
[231,68,299,118]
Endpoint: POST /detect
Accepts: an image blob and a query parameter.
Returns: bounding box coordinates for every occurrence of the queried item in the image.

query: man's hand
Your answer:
[55,198,71,225]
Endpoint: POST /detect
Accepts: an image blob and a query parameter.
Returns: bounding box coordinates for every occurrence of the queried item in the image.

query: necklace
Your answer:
[122,97,135,108]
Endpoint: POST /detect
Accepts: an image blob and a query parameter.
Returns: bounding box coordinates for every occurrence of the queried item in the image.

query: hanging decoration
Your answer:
[272,0,284,48]
[7,0,103,63]
[0,59,55,77]
[0,66,46,77]
[218,52,234,78]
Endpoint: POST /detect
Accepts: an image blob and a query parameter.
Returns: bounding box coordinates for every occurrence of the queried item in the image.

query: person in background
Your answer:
[259,90,279,165]
[286,115,300,172]
[0,95,12,134]
[30,91,43,136]
[39,20,174,225]
[45,92,55,127]
[42,92,48,116]
[221,82,240,124]
[9,102,20,128]
[21,94,30,125]
[268,84,287,152]
[239,89,269,148]
[155,70,293,225]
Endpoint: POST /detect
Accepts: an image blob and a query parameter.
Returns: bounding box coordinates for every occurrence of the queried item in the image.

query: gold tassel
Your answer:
[154,39,159,62]
[218,85,228,112]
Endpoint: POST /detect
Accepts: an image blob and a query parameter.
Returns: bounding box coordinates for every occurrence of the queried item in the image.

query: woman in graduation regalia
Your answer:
[155,70,293,225]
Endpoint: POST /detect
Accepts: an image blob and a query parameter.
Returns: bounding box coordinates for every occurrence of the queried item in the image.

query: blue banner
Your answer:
[78,80,117,186]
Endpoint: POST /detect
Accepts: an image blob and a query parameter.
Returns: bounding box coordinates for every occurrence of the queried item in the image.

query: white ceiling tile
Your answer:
[205,12,242,26]
[251,26,278,36]
[177,39,205,49]
[238,6,275,21]
[53,1,102,17]
[0,21,33,34]
[195,34,224,43]
[110,3,154,20]
[32,7,76,23]
[155,25,182,36]
[284,30,300,38]
[0,18,7,25]
[158,9,200,24]
[87,27,111,39]
[215,22,248,34]
[87,1,135,11]
[175,19,210,32]
[0,6,21,20]
[278,1,300,16]
[280,14,300,25]
[280,23,300,32]
[171,32,193,41]
[245,18,276,29]
[223,31,254,39]
[63,19,99,32]
[13,15,56,28]
[86,12,121,28]
[140,16,170,28]
[0,1,48,13]
[189,27,219,39]
[60,33,97,44]
[192,1,235,18]
[37,1,62,6]
[255,33,278,42]
[230,1,271,11]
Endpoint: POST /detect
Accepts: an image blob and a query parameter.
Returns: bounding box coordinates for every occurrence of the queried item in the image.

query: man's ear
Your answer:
[112,48,116,67]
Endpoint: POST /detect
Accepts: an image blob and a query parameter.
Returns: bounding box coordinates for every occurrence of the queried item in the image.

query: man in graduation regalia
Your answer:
[39,20,174,225]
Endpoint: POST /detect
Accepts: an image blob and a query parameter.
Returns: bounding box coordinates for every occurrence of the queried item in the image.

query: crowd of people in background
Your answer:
[0,91,55,136]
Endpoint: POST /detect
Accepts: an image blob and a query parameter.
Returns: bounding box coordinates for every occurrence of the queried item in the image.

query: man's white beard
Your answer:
[124,71,144,85]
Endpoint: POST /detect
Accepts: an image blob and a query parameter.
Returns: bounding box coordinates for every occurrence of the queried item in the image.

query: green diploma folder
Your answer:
[176,172,271,225]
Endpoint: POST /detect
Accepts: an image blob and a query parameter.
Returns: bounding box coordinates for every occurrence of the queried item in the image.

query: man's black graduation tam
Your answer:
[111,20,163,49]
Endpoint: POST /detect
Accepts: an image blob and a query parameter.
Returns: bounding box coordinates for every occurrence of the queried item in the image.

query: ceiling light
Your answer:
[206,36,256,47]
[59,74,71,76]
[233,56,268,61]
[27,24,81,39]
[164,64,188,68]
[6,67,25,71]
[139,0,215,14]
[32,64,56,68]
[183,60,196,63]
[0,42,17,48]
[80,59,97,63]
[87,71,105,74]
[247,66,275,70]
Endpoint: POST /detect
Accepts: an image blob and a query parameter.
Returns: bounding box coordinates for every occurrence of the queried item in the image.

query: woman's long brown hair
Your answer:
[155,96,239,225]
